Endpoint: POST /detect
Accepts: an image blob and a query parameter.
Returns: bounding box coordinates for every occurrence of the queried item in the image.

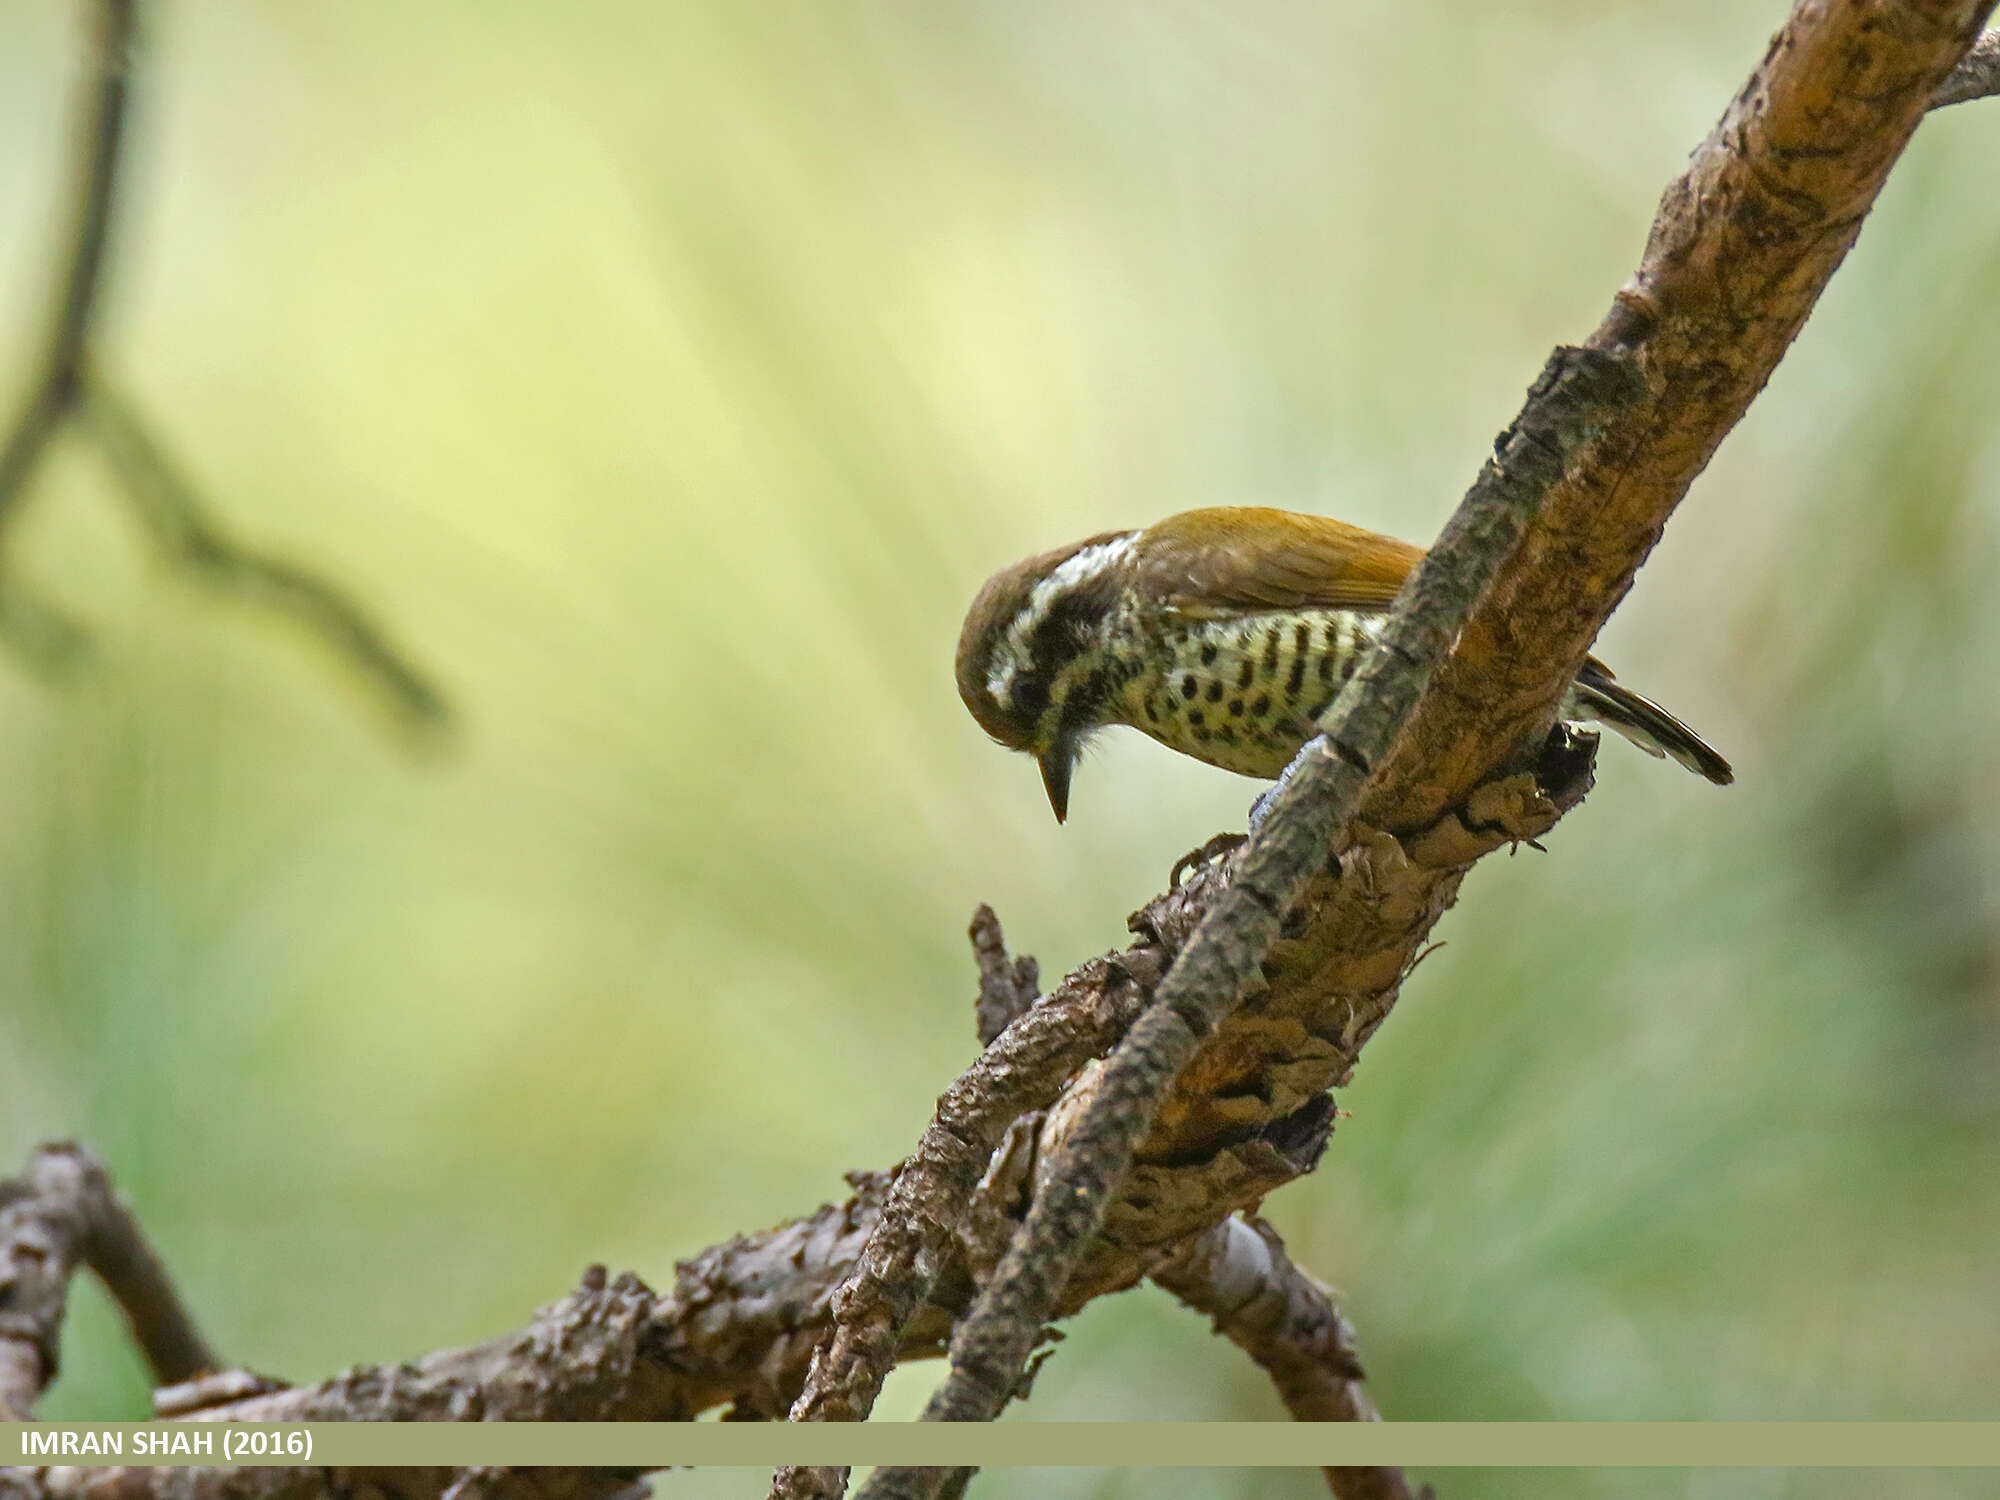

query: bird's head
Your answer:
[954,529,1136,822]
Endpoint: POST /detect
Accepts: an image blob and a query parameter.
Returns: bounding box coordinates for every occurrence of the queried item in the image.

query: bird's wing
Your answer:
[1140,507,1424,618]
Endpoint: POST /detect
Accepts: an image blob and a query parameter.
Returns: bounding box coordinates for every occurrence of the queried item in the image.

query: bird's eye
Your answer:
[1011,678,1049,719]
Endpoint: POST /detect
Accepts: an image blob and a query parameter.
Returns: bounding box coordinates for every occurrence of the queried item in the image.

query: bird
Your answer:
[955,505,1732,823]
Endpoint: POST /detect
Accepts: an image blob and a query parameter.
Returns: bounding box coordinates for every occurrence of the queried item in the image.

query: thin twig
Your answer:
[0,0,449,731]
[971,906,1040,1049]
[1935,27,2000,104]
[1152,1218,1425,1500]
[0,0,133,525]
[0,586,94,676]
[78,376,449,729]
[769,952,1154,1500]
[0,1142,217,1419]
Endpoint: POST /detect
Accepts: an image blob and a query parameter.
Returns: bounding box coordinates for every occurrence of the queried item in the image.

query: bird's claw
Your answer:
[1247,733,1332,832]
[1170,831,1248,889]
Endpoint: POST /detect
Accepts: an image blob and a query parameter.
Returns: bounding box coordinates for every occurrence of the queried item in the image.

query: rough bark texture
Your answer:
[1379,0,1998,831]
[853,337,1627,1496]
[4,10,1998,1500]
[174,1269,679,1425]
[878,346,1640,1464]
[2,1468,650,1500]
[1936,22,2000,99]
[0,1144,216,1420]
[1153,1218,1427,1500]
[970,907,1041,1050]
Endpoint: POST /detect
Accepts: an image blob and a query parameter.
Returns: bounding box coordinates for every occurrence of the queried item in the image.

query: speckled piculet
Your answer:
[956,506,1733,822]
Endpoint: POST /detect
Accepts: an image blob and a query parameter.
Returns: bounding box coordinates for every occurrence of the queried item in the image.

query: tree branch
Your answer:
[970,906,1041,1050]
[856,345,1640,1500]
[0,1143,216,1420]
[1380,0,1996,831]
[78,376,452,728]
[1152,1218,1425,1500]
[860,3,1996,1494]
[0,0,448,730]
[0,0,131,529]
[7,9,1998,1498]
[1935,27,2000,102]
[769,911,1056,1500]
[3,1264,676,1500]
[15,1463,650,1500]
[764,930,1145,1500]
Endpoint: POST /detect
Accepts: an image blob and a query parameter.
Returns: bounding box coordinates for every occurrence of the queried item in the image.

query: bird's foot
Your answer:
[1247,733,1331,832]
[1170,832,1248,889]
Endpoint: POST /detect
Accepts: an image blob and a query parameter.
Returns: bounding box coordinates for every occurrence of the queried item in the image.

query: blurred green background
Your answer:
[2,2,1996,1497]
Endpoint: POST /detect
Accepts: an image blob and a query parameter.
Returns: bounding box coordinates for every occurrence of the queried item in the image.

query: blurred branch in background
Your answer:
[0,0,447,731]
[78,378,451,727]
[0,0,130,541]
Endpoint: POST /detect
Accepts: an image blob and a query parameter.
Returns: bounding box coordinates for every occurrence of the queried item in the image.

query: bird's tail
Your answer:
[1566,661,1733,786]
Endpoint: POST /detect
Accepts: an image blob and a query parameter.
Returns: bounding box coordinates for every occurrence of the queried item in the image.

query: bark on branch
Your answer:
[864,3,1998,1495]
[1381,3,1997,830]
[1153,1218,1427,1500]
[0,1144,216,1420]
[5,11,1998,1500]
[861,347,1640,1498]
[1936,25,2000,101]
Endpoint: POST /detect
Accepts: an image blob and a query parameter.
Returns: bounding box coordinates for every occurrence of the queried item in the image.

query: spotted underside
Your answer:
[957,507,1731,819]
[1111,607,1384,778]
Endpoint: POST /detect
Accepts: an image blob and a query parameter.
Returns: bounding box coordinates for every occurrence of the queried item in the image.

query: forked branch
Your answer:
[3,12,1997,1500]
[0,0,446,730]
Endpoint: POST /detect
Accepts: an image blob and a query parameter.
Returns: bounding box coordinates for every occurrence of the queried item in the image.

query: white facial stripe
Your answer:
[986,533,1137,704]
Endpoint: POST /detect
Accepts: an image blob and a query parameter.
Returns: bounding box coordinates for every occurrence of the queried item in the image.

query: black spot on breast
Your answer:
[1205,680,1223,704]
[1181,675,1199,700]
[1200,642,1218,665]
[1227,698,1244,717]
[1144,698,1160,723]
[1309,696,1334,719]
[1250,694,1271,718]
[1188,709,1205,728]
[1294,622,1312,656]
[1275,718,1304,739]
[1262,629,1281,676]
[1319,652,1339,683]
[1193,725,1212,744]
[1236,660,1255,689]
[1286,657,1307,697]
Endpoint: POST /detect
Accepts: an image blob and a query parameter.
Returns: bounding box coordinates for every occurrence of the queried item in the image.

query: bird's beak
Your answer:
[1038,744,1075,824]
